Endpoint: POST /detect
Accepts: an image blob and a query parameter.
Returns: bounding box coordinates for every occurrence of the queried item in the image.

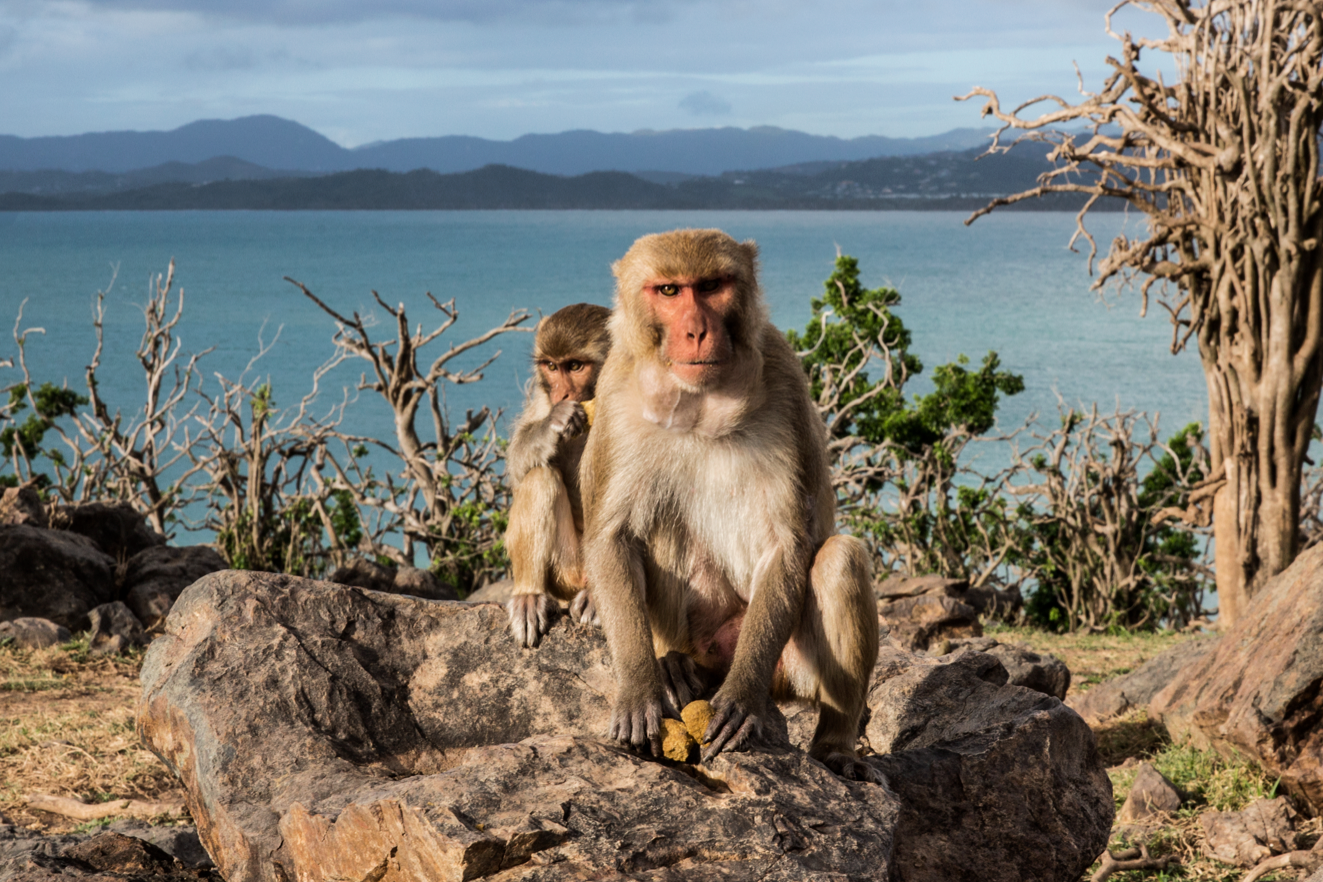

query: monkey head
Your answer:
[533,302,612,403]
[611,229,765,389]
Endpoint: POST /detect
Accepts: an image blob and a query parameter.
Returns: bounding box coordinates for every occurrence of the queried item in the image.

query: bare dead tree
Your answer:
[289,279,532,590]
[175,324,354,574]
[73,261,211,536]
[959,1,1323,625]
[1009,403,1211,631]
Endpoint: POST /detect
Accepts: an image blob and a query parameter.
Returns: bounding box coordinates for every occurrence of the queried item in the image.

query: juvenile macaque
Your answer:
[505,302,611,647]
[580,229,880,782]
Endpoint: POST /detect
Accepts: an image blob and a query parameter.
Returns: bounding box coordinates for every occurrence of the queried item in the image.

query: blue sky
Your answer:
[0,0,1154,145]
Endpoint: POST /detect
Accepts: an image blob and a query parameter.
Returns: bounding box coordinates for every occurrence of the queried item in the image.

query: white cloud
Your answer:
[678,91,732,117]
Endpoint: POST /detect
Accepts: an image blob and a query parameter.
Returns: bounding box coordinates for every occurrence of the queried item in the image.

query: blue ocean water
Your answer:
[0,210,1205,451]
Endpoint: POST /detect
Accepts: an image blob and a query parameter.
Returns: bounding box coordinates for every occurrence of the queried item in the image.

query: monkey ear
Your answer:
[740,240,759,268]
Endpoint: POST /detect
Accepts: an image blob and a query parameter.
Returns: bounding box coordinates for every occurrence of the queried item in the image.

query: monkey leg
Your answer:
[775,534,882,783]
[506,466,585,647]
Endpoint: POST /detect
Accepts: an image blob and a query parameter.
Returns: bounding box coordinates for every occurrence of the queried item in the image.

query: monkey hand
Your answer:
[507,593,558,648]
[658,651,705,711]
[547,400,589,441]
[569,589,599,626]
[701,686,768,762]
[609,684,670,758]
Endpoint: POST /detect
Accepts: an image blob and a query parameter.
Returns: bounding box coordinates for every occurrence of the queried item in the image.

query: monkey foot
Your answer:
[815,750,887,786]
[570,589,599,627]
[506,594,557,648]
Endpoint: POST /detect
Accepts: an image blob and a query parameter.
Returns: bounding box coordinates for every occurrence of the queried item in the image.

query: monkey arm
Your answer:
[703,543,808,760]
[590,525,668,758]
[507,400,587,485]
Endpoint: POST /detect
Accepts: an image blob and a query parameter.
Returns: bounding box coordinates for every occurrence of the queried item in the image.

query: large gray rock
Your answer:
[138,572,1113,882]
[1067,635,1218,725]
[121,545,228,630]
[54,502,166,561]
[947,636,1072,700]
[878,594,981,651]
[866,646,1113,882]
[0,525,114,629]
[876,574,1020,620]
[328,558,459,601]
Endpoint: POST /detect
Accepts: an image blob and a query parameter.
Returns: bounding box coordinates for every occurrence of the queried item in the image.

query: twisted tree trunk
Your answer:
[961,0,1323,625]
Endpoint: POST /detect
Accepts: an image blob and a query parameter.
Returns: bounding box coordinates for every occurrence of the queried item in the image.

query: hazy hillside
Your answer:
[0,115,994,177]
[0,117,346,173]
[0,147,1101,212]
[0,156,312,196]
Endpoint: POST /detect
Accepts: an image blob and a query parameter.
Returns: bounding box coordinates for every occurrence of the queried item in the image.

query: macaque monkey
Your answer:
[580,229,880,782]
[505,302,612,647]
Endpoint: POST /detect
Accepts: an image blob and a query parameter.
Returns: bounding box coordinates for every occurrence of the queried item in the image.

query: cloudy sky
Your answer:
[0,0,1155,145]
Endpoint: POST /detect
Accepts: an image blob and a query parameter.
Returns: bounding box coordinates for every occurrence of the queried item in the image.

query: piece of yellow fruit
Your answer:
[682,700,714,747]
[661,718,697,762]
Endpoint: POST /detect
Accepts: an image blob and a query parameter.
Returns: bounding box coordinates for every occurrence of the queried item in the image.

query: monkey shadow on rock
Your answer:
[138,571,1112,882]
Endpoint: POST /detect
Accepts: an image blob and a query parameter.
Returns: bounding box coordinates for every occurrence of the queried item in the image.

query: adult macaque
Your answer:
[505,302,611,647]
[581,229,879,782]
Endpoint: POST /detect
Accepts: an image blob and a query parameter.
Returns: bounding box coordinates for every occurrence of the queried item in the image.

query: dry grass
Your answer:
[986,622,1201,698]
[0,634,182,833]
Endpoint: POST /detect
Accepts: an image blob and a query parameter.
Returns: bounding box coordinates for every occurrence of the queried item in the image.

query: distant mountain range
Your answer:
[0,115,996,177]
[0,146,1109,212]
[0,115,1103,212]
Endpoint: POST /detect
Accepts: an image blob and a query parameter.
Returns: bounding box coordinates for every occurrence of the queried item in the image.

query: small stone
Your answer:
[1117,762,1182,823]
[0,617,72,650]
[661,718,697,762]
[682,700,714,746]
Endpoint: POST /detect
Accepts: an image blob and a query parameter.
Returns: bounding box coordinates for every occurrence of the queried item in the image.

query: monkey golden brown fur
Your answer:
[580,228,880,782]
[505,302,611,647]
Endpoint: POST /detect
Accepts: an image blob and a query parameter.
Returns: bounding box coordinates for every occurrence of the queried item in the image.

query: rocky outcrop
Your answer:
[1199,797,1299,867]
[0,825,213,881]
[876,574,1020,620]
[866,646,1112,882]
[138,572,1112,882]
[878,595,981,651]
[328,558,459,601]
[53,502,166,562]
[1117,763,1182,824]
[0,526,114,629]
[946,636,1071,700]
[120,545,228,631]
[467,578,515,603]
[0,617,71,650]
[83,601,147,656]
[1068,636,1218,726]
[0,484,47,528]
[1148,545,1323,811]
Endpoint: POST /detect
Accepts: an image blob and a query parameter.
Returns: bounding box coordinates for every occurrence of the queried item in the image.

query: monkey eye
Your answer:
[566,361,586,372]
[696,277,723,294]
[541,361,558,372]
[655,283,679,297]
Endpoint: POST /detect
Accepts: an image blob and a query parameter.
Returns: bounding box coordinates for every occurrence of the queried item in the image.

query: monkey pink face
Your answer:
[539,358,600,403]
[644,275,736,387]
